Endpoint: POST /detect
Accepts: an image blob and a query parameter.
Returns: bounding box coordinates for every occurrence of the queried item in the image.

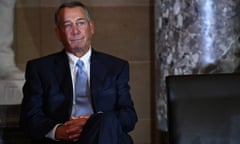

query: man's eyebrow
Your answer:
[62,20,71,24]
[76,18,88,21]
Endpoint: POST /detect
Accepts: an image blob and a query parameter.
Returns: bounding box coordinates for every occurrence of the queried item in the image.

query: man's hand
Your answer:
[55,115,90,142]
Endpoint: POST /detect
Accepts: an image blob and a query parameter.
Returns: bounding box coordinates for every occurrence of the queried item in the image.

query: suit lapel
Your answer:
[90,50,108,89]
[54,50,73,117]
[90,50,108,112]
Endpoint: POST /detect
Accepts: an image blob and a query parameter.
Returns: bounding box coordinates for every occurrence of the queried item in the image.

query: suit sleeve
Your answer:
[19,61,56,140]
[116,62,138,132]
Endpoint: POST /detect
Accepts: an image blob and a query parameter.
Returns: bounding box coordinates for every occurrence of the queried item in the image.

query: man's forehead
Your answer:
[62,18,88,24]
[60,7,86,16]
[59,7,87,21]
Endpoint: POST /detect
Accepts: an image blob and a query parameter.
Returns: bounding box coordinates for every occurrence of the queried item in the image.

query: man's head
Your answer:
[54,1,94,57]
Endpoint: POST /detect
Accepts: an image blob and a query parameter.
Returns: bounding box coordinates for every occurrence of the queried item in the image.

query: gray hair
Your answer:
[54,1,91,26]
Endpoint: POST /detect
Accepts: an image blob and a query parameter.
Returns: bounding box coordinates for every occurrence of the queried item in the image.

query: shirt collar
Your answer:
[66,48,92,66]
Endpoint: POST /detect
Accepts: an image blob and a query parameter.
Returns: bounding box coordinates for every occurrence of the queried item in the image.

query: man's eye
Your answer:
[77,21,87,26]
[64,23,72,28]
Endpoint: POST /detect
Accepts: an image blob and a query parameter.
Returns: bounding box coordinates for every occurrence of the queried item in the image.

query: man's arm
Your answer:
[19,61,56,140]
[115,62,138,132]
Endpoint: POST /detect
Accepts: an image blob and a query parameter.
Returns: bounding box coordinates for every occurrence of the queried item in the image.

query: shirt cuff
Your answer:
[45,124,62,141]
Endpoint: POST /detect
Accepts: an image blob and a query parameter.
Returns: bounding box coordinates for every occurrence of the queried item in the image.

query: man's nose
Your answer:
[71,24,80,34]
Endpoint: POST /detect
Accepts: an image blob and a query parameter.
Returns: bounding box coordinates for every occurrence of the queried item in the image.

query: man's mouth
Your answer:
[71,38,82,42]
[71,36,84,41]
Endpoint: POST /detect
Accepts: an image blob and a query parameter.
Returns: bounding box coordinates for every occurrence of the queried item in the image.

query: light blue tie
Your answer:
[74,60,93,116]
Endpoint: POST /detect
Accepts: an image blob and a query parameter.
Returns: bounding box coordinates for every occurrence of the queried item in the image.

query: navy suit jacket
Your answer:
[20,49,138,141]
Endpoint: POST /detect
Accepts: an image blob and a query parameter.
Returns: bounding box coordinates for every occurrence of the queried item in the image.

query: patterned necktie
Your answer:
[74,60,93,116]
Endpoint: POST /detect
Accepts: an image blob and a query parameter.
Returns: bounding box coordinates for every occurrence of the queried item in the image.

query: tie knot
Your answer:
[76,60,84,68]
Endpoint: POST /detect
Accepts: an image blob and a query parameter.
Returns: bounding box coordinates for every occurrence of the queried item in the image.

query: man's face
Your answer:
[55,7,94,56]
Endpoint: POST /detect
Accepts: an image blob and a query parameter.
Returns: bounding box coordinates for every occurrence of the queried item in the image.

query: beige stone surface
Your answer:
[15,7,41,70]
[130,62,151,118]
[130,119,151,144]
[92,6,151,61]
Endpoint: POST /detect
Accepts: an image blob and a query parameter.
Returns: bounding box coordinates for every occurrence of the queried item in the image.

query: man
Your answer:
[0,0,24,80]
[20,1,138,144]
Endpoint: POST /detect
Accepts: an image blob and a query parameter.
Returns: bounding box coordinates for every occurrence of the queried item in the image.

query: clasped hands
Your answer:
[55,115,90,142]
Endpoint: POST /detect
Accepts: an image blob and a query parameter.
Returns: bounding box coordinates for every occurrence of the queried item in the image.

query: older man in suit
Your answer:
[20,1,138,144]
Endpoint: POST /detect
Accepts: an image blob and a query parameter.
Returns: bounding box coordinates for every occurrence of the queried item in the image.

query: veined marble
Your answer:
[155,0,240,130]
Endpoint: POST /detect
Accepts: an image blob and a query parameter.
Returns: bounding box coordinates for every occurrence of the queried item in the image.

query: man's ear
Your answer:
[89,20,95,35]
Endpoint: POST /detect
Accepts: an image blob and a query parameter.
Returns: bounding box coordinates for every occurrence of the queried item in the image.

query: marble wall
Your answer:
[155,0,240,131]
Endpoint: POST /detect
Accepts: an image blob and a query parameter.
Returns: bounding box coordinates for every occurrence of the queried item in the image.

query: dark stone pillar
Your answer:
[155,0,240,133]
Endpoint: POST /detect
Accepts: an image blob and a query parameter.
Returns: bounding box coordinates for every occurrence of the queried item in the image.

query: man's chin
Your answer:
[71,47,86,53]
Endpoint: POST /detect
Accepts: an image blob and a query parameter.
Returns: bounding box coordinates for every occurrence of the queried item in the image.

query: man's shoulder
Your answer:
[93,50,128,64]
[27,50,65,64]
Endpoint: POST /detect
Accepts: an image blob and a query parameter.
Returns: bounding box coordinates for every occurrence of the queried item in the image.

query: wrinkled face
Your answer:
[55,7,94,57]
